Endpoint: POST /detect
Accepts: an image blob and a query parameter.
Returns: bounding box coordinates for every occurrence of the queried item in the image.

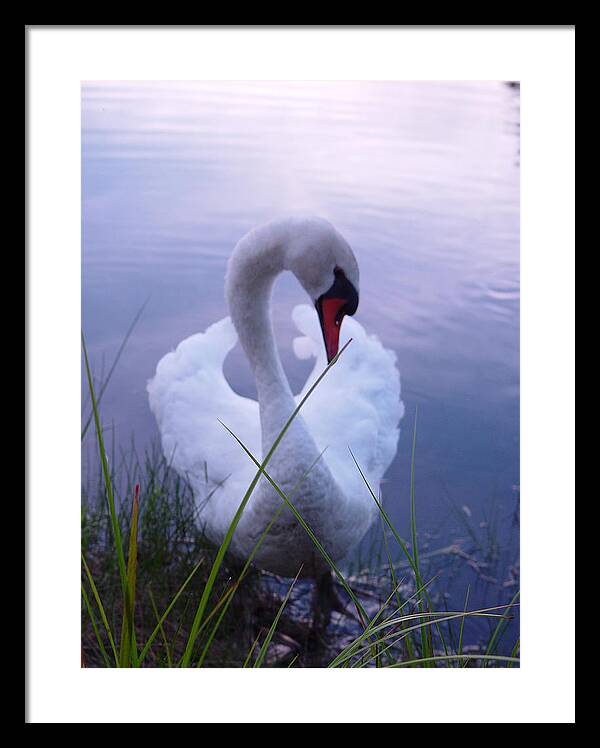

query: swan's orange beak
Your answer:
[316,266,359,363]
[317,297,347,364]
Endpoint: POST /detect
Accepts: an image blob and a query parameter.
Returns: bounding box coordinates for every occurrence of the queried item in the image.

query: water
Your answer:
[82,81,520,650]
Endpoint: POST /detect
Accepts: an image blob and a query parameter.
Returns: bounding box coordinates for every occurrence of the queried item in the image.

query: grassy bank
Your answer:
[81,335,520,668]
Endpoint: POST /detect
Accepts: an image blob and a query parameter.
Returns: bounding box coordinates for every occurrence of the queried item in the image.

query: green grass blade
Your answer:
[195,507,285,668]
[81,553,119,666]
[119,483,140,667]
[176,582,260,667]
[81,582,113,668]
[81,298,149,441]
[82,333,127,595]
[334,580,407,669]
[348,449,420,587]
[484,589,520,666]
[407,407,433,662]
[380,515,415,664]
[254,567,302,668]
[243,632,262,668]
[137,558,205,664]
[348,446,447,659]
[507,637,520,667]
[169,595,192,659]
[458,584,470,660]
[149,588,172,667]
[409,408,420,576]
[386,653,520,668]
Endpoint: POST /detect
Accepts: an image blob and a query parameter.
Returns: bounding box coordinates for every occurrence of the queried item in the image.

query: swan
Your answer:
[148,217,404,588]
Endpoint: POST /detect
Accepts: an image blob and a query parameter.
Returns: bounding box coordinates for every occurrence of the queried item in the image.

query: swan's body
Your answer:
[148,217,403,578]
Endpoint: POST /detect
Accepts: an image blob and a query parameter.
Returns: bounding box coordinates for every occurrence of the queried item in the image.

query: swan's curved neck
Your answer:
[225,223,298,445]
[224,219,343,539]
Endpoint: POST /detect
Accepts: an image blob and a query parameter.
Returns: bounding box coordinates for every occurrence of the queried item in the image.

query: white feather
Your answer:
[291,305,404,503]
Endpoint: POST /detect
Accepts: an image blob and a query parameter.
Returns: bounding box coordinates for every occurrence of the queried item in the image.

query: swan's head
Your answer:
[285,219,360,363]
[313,266,359,363]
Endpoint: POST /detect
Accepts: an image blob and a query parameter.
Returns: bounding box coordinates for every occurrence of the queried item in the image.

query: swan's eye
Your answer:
[329,267,358,317]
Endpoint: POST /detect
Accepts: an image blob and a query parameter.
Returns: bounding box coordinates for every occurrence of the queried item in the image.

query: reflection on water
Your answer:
[82,81,519,643]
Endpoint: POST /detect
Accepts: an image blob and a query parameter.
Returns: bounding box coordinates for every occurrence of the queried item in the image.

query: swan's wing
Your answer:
[292,304,404,502]
[147,317,259,540]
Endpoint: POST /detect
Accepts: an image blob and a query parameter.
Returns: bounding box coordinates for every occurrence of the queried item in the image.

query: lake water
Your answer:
[82,81,520,649]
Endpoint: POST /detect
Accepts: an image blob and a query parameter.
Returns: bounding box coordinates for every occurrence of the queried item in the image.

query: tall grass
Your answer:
[81,332,519,668]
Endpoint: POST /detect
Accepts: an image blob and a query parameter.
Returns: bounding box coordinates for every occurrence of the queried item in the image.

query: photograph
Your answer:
[81,80,521,669]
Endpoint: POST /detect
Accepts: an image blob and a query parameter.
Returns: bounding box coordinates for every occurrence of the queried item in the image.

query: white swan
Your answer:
[148,217,404,581]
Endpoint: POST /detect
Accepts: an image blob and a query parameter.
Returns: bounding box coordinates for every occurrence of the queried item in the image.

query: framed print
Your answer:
[26,25,575,724]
